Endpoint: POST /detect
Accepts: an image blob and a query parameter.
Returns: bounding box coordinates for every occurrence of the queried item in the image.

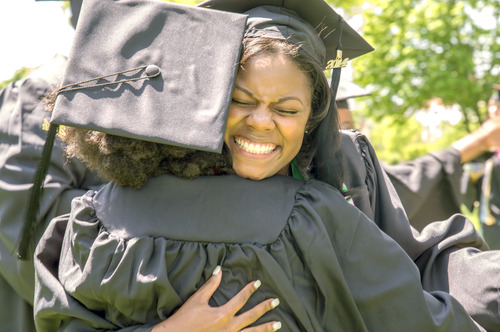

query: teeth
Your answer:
[235,137,276,154]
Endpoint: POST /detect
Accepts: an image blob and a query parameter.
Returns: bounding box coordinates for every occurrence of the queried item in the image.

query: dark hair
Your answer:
[58,37,344,191]
[240,38,344,190]
[59,129,234,189]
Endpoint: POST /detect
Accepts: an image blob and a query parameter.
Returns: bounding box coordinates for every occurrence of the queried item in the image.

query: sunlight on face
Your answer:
[224,53,312,180]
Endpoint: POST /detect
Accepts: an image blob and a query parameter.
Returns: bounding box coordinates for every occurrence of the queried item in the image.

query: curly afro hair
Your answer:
[59,126,235,189]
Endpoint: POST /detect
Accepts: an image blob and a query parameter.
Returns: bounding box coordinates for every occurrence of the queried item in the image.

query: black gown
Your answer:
[0,55,103,331]
[34,174,482,331]
[341,130,499,331]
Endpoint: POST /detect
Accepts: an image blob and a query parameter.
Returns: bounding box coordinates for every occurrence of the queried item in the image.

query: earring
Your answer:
[305,129,309,134]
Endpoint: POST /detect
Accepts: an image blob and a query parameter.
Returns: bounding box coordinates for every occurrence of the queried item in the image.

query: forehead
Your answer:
[236,53,312,94]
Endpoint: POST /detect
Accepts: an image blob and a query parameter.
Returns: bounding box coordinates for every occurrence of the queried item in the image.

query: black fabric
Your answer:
[198,0,374,66]
[468,153,500,249]
[336,99,349,109]
[34,174,482,331]
[383,147,464,231]
[0,55,105,331]
[341,130,500,331]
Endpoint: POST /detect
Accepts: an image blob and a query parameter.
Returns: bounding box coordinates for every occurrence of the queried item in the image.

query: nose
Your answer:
[245,104,275,131]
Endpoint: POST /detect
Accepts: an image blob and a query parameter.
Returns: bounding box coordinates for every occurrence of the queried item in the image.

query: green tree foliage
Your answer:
[0,67,31,90]
[367,116,425,164]
[353,0,500,129]
[367,114,480,164]
[347,0,499,163]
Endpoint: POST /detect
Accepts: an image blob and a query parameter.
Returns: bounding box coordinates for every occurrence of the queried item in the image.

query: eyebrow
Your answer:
[234,86,304,106]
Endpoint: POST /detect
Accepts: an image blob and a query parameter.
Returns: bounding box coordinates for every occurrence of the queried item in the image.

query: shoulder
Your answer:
[92,174,306,243]
[295,178,363,226]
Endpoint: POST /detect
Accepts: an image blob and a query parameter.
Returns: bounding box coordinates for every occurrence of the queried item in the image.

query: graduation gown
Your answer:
[341,130,499,331]
[0,55,103,331]
[469,153,500,250]
[481,154,500,249]
[34,174,482,331]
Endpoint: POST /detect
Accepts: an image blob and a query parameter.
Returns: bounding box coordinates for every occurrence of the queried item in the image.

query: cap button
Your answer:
[145,64,161,77]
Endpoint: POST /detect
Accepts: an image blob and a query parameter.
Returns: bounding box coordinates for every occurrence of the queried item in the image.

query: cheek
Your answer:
[224,109,238,138]
[282,123,306,155]
[291,132,305,154]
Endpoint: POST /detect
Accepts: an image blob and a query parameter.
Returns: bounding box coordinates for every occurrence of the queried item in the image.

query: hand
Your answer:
[152,266,281,332]
[481,115,500,150]
[453,115,500,163]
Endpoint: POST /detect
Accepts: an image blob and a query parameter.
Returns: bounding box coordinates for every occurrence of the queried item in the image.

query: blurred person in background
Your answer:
[466,84,500,249]
[337,79,500,243]
[0,1,104,330]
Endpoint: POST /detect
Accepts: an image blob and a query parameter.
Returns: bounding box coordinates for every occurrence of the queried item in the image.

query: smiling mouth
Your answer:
[234,136,277,154]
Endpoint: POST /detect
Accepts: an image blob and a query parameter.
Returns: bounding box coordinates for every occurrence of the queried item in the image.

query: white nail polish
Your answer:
[253,280,261,289]
[271,298,280,308]
[212,265,221,276]
[272,321,282,331]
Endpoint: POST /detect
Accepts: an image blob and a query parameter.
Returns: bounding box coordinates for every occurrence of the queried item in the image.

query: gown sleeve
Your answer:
[383,147,465,231]
[341,130,500,331]
[297,180,484,331]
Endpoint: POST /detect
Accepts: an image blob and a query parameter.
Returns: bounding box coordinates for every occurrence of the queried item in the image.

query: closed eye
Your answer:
[275,108,299,116]
[231,98,254,107]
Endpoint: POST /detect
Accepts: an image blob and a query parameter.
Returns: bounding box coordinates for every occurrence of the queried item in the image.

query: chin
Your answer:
[233,168,272,181]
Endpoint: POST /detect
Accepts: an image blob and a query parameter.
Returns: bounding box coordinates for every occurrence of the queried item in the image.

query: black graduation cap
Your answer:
[52,0,247,153]
[198,0,374,67]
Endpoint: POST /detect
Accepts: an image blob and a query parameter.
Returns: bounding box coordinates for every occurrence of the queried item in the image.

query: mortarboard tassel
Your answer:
[329,17,344,101]
[17,122,59,260]
[314,17,345,190]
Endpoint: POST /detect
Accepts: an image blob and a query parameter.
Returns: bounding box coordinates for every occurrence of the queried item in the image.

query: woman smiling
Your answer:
[226,41,313,180]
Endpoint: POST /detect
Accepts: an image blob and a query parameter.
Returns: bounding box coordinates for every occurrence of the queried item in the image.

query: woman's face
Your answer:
[224,53,312,180]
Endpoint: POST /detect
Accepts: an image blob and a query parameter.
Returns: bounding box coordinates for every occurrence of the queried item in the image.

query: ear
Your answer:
[305,121,311,134]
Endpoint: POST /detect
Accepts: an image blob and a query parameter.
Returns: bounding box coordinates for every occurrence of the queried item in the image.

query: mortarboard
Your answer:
[198,0,374,67]
[51,0,247,153]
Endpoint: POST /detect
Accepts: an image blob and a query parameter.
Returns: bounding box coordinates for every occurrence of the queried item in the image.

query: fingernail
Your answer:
[272,321,282,331]
[212,265,221,276]
[271,298,280,308]
[253,280,261,289]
